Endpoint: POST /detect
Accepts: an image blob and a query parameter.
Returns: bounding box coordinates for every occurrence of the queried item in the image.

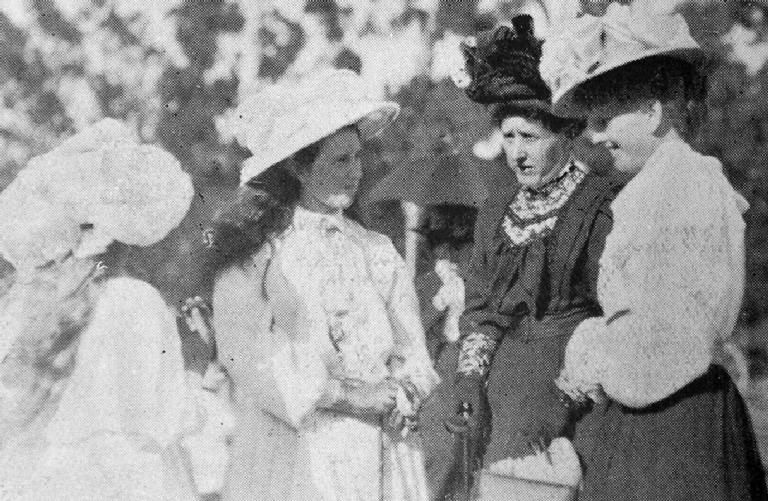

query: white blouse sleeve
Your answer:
[368,237,440,399]
[213,247,337,429]
[561,165,746,408]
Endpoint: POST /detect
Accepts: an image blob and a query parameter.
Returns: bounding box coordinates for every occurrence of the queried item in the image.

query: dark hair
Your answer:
[203,166,302,283]
[202,124,361,285]
[416,204,477,251]
[572,55,707,110]
[490,103,585,138]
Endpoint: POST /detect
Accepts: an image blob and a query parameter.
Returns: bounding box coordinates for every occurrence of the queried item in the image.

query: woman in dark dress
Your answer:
[541,6,767,500]
[444,15,624,491]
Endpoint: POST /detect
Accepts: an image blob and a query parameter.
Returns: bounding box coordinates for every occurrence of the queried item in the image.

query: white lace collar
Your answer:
[292,205,348,234]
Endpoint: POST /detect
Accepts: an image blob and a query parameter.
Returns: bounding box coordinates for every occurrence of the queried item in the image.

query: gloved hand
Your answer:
[445,374,486,440]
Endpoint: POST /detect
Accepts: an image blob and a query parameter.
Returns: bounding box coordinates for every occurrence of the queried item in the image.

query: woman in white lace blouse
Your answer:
[540,6,766,500]
[209,69,439,501]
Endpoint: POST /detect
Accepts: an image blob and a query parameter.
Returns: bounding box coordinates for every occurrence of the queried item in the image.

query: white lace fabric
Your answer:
[213,206,437,500]
[558,133,748,408]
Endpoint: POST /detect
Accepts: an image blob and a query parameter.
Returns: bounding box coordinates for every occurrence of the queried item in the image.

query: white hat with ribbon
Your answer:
[226,69,400,185]
[540,4,705,117]
[0,119,193,273]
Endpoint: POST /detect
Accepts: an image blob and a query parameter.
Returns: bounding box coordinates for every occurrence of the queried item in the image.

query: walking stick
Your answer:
[446,402,474,501]
[459,402,473,501]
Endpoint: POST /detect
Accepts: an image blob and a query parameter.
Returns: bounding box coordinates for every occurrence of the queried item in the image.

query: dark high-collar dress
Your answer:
[454,161,624,468]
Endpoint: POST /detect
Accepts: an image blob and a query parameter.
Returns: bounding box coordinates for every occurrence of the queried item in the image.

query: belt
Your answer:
[508,306,599,343]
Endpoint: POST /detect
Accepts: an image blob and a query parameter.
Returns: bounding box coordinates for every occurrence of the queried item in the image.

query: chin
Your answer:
[325,194,355,210]
[515,172,544,189]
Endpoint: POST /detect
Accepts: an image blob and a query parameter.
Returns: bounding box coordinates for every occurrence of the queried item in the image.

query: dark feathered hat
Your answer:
[461,15,551,110]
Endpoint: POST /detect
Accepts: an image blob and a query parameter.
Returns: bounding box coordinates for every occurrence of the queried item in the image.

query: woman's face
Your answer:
[298,127,363,213]
[500,116,570,189]
[586,98,662,174]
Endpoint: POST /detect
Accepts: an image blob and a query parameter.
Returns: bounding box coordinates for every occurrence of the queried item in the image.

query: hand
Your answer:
[347,378,399,416]
[432,260,465,313]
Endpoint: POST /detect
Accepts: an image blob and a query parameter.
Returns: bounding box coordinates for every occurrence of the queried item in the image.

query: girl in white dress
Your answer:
[0,119,198,500]
[209,69,439,501]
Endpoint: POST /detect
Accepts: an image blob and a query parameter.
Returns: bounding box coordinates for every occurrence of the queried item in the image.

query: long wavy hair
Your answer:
[201,140,327,289]
[0,254,103,438]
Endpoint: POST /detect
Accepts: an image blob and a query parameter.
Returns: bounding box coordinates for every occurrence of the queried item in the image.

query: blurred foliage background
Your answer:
[0,0,767,371]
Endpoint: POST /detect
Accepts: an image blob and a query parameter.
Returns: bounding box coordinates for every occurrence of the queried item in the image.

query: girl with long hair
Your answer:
[209,69,439,501]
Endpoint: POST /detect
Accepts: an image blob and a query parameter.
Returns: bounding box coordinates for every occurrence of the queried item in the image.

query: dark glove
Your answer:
[517,383,589,454]
[445,374,487,439]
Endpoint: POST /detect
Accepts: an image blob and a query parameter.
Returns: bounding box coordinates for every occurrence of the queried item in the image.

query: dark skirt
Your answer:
[483,311,603,466]
[419,341,463,500]
[581,365,767,501]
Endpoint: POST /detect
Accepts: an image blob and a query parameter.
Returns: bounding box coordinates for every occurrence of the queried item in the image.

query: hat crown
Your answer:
[0,119,192,271]
[234,69,368,154]
[229,69,400,184]
[461,15,550,105]
[540,4,702,111]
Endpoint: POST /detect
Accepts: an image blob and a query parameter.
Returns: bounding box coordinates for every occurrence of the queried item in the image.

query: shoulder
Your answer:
[579,169,626,209]
[661,149,727,221]
[97,276,168,313]
[474,187,517,240]
[213,244,275,303]
[346,218,401,257]
[90,277,176,343]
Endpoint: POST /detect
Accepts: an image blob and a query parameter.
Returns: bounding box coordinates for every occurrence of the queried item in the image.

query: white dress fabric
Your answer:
[214,207,439,501]
[0,276,198,500]
[560,132,749,408]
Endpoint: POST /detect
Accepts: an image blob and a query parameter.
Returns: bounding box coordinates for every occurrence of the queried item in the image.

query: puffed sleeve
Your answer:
[46,277,194,447]
[213,246,339,429]
[368,236,440,399]
[560,163,747,408]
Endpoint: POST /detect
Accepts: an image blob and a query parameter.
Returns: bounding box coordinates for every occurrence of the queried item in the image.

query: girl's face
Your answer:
[500,116,571,189]
[586,98,663,174]
[298,127,363,214]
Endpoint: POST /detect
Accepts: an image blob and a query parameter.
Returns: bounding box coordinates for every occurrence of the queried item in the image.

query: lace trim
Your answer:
[502,164,586,247]
[457,331,499,377]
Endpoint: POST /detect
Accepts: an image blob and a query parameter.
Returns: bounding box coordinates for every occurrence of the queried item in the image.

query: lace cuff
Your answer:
[457,331,500,377]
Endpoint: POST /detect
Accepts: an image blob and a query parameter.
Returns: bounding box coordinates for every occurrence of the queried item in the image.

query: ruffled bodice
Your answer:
[214,207,437,500]
[457,164,623,377]
[276,206,439,396]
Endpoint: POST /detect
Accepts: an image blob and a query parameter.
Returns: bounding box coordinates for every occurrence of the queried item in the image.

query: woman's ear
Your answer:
[648,100,664,136]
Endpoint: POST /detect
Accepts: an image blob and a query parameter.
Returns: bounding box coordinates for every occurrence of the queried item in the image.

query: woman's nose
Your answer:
[347,158,363,182]
[511,138,526,161]
[588,129,608,145]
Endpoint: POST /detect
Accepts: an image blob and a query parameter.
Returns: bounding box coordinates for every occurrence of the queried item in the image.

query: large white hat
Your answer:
[540,4,704,117]
[0,119,193,273]
[226,69,400,185]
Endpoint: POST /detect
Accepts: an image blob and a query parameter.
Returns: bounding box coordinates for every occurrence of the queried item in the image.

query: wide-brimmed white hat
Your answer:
[0,119,193,273]
[540,4,705,117]
[226,69,400,185]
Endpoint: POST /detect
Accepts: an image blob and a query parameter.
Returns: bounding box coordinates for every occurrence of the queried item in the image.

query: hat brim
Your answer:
[489,98,553,116]
[239,100,400,185]
[551,47,706,118]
